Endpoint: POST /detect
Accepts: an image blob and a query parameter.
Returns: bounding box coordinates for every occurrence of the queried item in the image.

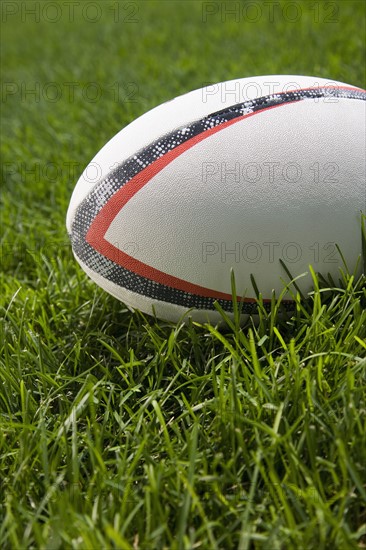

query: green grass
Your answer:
[1,1,366,548]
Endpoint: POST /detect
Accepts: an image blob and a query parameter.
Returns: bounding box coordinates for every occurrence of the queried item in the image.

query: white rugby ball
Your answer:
[67,75,366,323]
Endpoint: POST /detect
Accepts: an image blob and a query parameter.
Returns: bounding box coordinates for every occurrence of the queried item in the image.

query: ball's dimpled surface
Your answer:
[67,76,366,323]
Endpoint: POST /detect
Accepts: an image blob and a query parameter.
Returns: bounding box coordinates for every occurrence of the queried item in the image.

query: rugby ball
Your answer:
[67,75,366,323]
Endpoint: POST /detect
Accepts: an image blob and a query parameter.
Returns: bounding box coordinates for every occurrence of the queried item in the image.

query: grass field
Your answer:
[1,1,366,548]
